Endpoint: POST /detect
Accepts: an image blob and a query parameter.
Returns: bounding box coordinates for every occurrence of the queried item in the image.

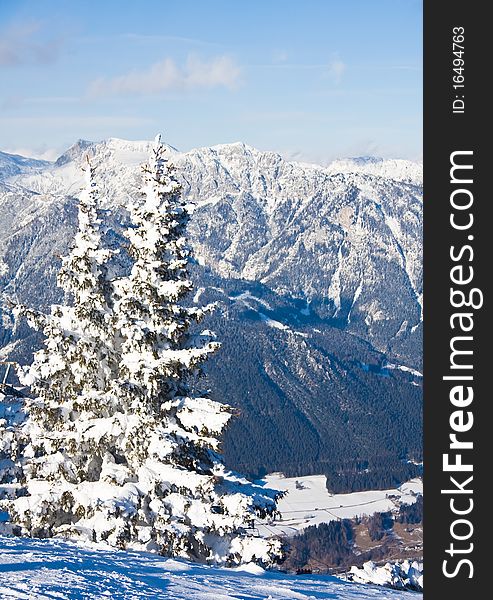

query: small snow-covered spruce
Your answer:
[2,137,283,567]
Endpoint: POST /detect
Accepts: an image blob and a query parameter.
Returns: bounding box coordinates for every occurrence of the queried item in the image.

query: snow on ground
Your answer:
[358,362,421,386]
[383,363,423,378]
[325,158,422,186]
[0,536,420,599]
[258,313,290,331]
[257,314,308,338]
[254,475,422,537]
[229,292,272,311]
[347,560,423,592]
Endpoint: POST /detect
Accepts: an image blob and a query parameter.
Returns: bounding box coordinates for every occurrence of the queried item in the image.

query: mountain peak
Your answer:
[55,139,94,167]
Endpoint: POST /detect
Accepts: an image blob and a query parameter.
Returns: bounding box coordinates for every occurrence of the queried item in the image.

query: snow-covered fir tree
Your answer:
[1,137,283,566]
[0,158,121,522]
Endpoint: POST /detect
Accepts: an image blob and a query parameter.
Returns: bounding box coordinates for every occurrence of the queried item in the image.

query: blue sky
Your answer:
[0,0,422,163]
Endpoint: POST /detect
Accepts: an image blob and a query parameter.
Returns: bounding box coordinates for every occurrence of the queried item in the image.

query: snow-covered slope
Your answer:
[0,151,51,180]
[256,474,422,536]
[326,157,422,185]
[0,536,421,599]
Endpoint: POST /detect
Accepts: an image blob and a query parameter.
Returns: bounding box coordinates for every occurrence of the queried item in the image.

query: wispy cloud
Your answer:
[2,144,62,161]
[248,63,327,70]
[120,33,220,47]
[248,55,346,83]
[0,115,155,129]
[354,63,422,72]
[1,95,81,110]
[272,49,289,64]
[241,110,354,124]
[77,33,221,48]
[88,55,241,97]
[0,21,63,67]
[327,54,346,84]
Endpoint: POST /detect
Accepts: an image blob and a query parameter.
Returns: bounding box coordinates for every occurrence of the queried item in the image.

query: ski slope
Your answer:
[0,536,421,599]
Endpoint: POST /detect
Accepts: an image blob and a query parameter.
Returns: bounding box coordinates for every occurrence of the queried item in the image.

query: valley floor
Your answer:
[0,536,421,600]
[257,475,422,536]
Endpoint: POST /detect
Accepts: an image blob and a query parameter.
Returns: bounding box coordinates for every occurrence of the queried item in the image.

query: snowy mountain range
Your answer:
[0,138,422,488]
[0,151,50,180]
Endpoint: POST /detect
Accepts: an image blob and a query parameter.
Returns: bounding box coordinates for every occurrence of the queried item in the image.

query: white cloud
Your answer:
[327,54,346,84]
[88,55,241,97]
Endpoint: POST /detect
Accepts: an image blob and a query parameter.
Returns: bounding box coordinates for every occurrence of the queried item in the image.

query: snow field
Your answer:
[255,475,422,536]
[0,536,421,599]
